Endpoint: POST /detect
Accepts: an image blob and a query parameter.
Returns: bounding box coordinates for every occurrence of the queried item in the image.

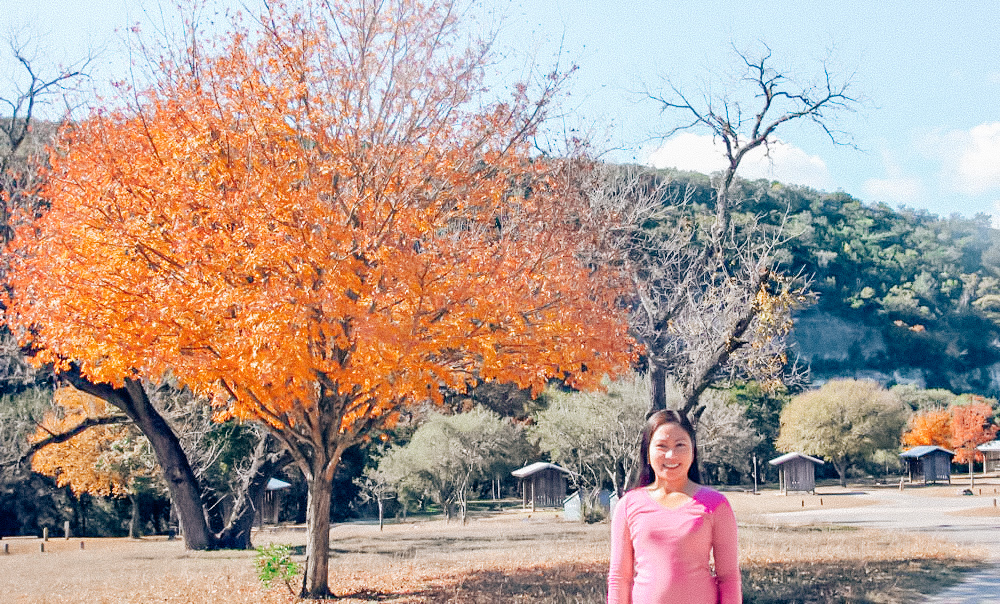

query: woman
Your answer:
[607,410,741,604]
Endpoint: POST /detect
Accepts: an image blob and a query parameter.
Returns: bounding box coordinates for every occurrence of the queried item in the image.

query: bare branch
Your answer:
[597,46,855,420]
[14,414,131,467]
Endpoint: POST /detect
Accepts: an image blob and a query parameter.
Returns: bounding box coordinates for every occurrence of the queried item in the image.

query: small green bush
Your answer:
[583,506,606,524]
[255,543,300,595]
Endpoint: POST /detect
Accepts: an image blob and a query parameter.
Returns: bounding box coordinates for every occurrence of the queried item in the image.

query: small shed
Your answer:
[511,462,570,511]
[257,477,292,526]
[769,452,824,494]
[562,489,613,521]
[900,446,954,484]
[977,440,1000,473]
[563,491,582,521]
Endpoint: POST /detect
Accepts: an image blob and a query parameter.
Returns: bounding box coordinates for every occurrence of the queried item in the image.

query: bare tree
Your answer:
[597,46,857,422]
[0,36,94,486]
[1,35,93,240]
[54,372,290,549]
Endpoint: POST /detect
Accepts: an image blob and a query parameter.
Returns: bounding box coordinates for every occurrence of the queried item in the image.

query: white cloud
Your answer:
[953,123,1000,195]
[644,132,833,191]
[862,149,923,205]
[645,132,727,173]
[922,122,1000,195]
[863,176,923,205]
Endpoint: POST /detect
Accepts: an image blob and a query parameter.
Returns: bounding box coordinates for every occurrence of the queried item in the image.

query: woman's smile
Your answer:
[648,423,695,484]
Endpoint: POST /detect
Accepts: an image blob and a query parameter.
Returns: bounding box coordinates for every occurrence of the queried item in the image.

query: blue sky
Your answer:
[4,0,1000,223]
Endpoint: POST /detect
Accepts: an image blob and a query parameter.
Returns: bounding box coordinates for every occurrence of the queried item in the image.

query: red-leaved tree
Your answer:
[3,0,634,597]
[951,398,998,488]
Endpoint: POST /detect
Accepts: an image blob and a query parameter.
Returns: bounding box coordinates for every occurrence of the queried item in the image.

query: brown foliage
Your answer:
[950,399,998,465]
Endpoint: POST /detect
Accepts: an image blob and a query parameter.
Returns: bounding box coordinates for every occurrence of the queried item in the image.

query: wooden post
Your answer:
[2,543,8,554]
[42,527,48,542]
[80,541,85,550]
[39,543,44,553]
[64,521,71,540]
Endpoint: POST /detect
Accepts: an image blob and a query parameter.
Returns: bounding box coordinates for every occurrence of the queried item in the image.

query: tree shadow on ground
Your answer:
[335,557,990,603]
[742,558,988,604]
[334,562,606,603]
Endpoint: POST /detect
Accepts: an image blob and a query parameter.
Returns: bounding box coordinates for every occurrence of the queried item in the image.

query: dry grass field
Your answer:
[0,491,987,604]
[725,487,878,517]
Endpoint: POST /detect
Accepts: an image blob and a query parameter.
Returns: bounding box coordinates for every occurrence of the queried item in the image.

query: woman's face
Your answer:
[648,422,694,484]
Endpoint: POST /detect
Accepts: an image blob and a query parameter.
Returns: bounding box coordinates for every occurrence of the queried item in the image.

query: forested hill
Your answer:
[659,169,1000,398]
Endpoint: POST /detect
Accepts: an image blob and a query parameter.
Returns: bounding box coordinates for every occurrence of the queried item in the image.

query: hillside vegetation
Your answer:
[656,169,1000,396]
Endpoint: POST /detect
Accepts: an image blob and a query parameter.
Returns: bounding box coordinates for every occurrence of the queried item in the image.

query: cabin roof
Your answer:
[977,440,1000,452]
[768,452,824,466]
[266,477,292,490]
[511,462,571,478]
[900,445,954,458]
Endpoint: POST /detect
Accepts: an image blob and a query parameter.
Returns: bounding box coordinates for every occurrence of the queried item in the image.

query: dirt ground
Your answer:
[0,484,991,603]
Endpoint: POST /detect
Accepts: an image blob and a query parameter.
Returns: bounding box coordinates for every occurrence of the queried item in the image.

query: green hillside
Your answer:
[658,169,1000,396]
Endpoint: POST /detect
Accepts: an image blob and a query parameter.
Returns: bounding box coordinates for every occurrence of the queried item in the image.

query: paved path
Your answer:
[767,488,1000,603]
[921,566,1000,604]
[769,488,1000,554]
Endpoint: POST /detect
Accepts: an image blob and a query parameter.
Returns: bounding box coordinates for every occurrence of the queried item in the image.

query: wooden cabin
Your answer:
[900,446,954,484]
[977,440,1000,473]
[769,452,824,494]
[511,462,570,511]
[256,477,292,526]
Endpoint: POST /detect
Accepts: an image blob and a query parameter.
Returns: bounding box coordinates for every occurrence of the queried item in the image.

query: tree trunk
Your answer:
[61,368,286,551]
[834,459,848,488]
[650,364,667,414]
[78,492,88,538]
[300,475,333,599]
[128,493,141,539]
[215,438,289,549]
[214,470,270,549]
[970,458,975,489]
[377,497,384,532]
[66,373,215,550]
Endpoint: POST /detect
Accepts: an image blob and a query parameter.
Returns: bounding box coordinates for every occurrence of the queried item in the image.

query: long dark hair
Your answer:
[631,409,701,489]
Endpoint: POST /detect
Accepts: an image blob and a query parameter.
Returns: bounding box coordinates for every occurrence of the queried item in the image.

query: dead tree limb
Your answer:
[605,46,857,421]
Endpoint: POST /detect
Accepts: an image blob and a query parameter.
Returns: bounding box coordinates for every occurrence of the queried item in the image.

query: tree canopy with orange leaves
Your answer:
[3,0,633,596]
[901,408,952,450]
[950,398,998,486]
[31,387,160,538]
[901,397,998,488]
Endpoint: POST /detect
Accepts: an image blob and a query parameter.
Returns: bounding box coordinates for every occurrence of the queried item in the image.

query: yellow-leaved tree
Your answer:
[31,387,161,538]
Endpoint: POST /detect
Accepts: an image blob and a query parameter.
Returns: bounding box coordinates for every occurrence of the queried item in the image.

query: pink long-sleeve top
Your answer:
[607,486,741,604]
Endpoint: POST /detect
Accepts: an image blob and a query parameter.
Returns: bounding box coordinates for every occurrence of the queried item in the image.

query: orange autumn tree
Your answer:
[950,398,998,488]
[901,408,953,449]
[4,0,633,597]
[31,387,161,538]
